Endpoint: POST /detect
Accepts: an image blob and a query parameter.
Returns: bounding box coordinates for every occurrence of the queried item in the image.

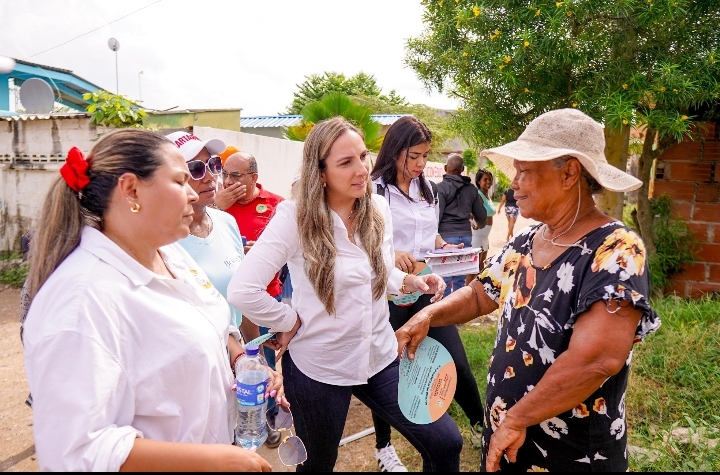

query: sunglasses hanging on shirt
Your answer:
[187,156,222,180]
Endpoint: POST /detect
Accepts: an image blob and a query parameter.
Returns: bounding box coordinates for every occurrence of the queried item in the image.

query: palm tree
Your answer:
[285,92,383,152]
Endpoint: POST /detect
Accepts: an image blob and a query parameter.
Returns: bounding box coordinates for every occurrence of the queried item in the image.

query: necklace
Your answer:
[540,184,595,248]
[190,211,213,238]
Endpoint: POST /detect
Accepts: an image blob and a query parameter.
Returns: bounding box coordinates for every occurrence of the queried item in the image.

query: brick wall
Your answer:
[653,122,720,297]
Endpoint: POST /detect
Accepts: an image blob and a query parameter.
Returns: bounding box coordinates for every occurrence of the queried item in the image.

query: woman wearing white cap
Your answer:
[23,129,285,471]
[167,131,286,448]
[395,109,660,472]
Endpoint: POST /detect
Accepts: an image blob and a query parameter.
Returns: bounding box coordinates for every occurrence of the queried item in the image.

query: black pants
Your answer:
[373,294,484,448]
[282,351,462,472]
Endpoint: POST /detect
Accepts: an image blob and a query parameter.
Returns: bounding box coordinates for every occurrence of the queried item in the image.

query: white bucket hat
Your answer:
[480,109,642,192]
[165,131,226,162]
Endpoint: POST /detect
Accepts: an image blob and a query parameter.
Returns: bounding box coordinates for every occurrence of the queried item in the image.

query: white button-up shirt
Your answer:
[23,227,235,472]
[227,195,405,386]
[373,176,439,260]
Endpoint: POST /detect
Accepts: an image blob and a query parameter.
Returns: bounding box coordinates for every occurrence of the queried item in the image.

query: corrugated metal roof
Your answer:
[241,114,411,128]
[0,112,91,122]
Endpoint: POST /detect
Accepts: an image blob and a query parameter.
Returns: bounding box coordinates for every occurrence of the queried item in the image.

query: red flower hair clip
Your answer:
[60,147,90,192]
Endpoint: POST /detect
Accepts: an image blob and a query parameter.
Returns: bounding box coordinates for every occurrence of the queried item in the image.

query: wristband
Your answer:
[231,351,245,374]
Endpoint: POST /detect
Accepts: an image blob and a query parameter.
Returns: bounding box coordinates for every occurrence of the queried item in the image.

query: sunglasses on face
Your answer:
[187,156,222,180]
[267,405,307,466]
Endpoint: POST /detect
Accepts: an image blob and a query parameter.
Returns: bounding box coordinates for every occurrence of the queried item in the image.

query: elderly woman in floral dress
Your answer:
[396,109,660,472]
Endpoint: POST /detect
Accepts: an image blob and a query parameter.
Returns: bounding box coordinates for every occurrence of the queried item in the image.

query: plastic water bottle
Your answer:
[234,345,269,449]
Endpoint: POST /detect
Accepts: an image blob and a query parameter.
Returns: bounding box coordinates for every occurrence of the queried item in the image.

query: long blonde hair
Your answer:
[27,129,171,300]
[295,117,387,315]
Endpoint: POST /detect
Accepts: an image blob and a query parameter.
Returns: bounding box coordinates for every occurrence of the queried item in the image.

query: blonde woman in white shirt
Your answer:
[23,129,285,471]
[227,117,463,472]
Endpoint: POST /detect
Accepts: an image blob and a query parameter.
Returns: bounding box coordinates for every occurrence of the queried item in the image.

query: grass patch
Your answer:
[0,262,28,287]
[627,296,720,471]
[0,251,22,261]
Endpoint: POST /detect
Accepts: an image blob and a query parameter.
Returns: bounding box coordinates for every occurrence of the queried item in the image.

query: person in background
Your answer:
[219,145,240,166]
[395,109,659,472]
[217,150,285,447]
[467,169,495,285]
[165,133,257,345]
[215,146,246,209]
[497,187,519,241]
[23,129,285,471]
[370,116,485,471]
[437,153,487,296]
[228,117,462,472]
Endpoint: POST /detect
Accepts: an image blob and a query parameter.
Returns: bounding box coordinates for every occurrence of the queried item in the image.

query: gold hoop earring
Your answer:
[130,202,141,213]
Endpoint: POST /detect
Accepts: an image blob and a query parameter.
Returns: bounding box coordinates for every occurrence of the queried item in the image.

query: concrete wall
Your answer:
[194,127,305,198]
[0,114,110,251]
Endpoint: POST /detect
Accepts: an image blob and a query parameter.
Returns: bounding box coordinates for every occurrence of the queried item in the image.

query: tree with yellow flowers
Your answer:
[406,0,720,259]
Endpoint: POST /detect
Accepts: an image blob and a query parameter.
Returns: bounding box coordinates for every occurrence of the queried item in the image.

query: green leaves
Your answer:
[407,0,720,149]
[285,92,384,152]
[286,71,407,115]
[84,90,146,128]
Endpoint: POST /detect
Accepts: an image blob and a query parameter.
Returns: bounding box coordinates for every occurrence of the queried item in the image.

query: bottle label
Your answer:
[236,379,268,406]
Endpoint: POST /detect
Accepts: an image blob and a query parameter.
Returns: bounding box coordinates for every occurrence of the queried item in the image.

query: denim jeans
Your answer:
[282,351,462,472]
[372,294,484,449]
[441,235,473,297]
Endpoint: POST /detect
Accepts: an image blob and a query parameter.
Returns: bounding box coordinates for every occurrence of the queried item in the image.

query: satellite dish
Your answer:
[19,78,55,115]
[0,55,15,74]
[108,38,120,52]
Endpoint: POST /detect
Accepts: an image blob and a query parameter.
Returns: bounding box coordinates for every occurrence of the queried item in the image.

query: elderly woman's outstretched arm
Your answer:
[395,279,498,359]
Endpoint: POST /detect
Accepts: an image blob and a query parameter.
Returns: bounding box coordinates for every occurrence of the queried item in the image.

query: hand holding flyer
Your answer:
[398,337,457,424]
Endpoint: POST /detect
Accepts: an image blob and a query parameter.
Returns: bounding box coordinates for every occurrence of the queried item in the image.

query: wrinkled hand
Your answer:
[395,251,417,273]
[406,273,445,303]
[265,367,290,408]
[243,240,255,255]
[210,444,272,472]
[395,308,432,360]
[485,417,527,472]
[265,315,301,363]
[215,182,247,211]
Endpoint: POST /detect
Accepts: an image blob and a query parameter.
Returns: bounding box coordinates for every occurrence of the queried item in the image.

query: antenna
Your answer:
[19,78,55,115]
[108,38,120,94]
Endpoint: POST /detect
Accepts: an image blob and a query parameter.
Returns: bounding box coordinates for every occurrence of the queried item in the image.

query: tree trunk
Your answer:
[597,125,631,219]
[636,128,657,261]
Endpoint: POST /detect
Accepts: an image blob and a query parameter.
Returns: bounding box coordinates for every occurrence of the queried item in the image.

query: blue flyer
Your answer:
[398,336,457,424]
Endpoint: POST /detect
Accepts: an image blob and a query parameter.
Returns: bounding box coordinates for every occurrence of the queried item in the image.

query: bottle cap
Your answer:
[245,344,260,356]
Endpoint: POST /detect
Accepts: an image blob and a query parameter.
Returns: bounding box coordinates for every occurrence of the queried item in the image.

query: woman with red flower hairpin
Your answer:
[22,129,286,471]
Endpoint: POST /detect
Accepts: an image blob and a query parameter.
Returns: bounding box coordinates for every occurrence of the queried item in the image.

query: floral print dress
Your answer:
[478,221,660,472]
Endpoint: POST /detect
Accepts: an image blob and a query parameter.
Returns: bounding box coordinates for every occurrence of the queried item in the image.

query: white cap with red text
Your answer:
[165,131,226,162]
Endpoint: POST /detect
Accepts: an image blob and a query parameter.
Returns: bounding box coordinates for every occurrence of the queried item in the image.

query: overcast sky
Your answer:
[0,0,458,115]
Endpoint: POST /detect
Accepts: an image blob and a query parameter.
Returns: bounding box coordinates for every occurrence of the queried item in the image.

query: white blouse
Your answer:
[23,227,236,472]
[227,194,406,386]
[373,176,439,261]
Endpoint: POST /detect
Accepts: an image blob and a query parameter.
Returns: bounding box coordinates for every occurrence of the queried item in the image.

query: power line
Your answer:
[22,0,162,60]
